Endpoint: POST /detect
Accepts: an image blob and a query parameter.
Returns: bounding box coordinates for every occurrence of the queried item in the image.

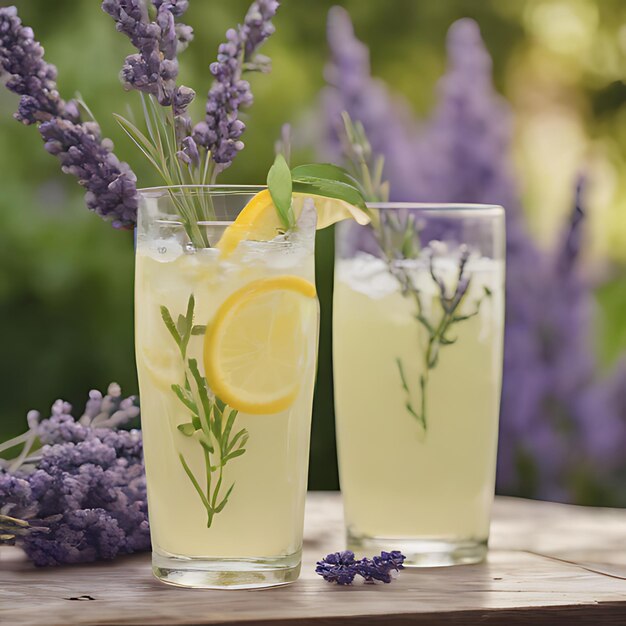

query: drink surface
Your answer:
[135,229,318,559]
[334,252,505,541]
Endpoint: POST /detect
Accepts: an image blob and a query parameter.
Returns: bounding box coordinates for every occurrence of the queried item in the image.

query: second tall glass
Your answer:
[333,203,505,566]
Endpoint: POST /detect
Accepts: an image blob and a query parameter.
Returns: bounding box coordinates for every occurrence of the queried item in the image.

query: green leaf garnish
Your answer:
[267,153,294,230]
[177,423,197,437]
[292,178,367,211]
[162,294,248,528]
[291,163,361,190]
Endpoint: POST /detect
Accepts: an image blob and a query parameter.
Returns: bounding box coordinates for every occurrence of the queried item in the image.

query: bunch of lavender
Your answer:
[104,0,280,245]
[320,8,626,503]
[0,6,139,228]
[0,384,149,566]
[316,550,405,585]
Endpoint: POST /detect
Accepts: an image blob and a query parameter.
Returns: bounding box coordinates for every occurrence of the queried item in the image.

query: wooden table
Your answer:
[2,493,626,625]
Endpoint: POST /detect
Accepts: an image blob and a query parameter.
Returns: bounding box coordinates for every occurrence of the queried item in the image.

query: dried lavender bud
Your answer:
[152,0,189,18]
[316,550,406,585]
[192,0,280,169]
[357,551,406,583]
[177,135,200,168]
[315,550,359,585]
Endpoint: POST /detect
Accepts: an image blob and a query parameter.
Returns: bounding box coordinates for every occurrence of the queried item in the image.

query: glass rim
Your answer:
[366,202,504,214]
[138,184,266,197]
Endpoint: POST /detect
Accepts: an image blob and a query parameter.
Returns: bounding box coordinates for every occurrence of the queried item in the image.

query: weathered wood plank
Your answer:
[1,494,625,626]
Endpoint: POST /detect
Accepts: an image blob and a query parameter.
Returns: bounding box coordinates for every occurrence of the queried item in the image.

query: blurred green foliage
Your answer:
[1,0,625,490]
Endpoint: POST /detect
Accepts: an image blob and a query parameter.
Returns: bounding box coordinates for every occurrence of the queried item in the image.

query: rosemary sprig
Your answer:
[161,295,248,528]
[392,246,491,432]
[338,112,491,435]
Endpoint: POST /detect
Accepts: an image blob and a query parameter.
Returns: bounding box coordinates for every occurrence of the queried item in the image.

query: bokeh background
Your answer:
[1,0,625,503]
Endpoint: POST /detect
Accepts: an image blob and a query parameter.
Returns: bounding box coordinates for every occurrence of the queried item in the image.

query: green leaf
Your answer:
[177,423,196,437]
[198,435,214,455]
[227,428,248,455]
[415,314,435,334]
[292,178,367,211]
[171,384,197,414]
[160,306,181,348]
[210,404,223,446]
[214,483,235,513]
[194,428,215,454]
[215,397,227,414]
[191,325,207,336]
[291,163,360,189]
[113,113,163,174]
[188,359,212,437]
[180,295,195,354]
[267,153,294,230]
[179,454,211,512]
[439,335,458,346]
[223,448,246,463]
[222,409,238,448]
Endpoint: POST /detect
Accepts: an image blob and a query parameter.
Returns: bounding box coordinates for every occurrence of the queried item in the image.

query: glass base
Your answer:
[347,531,487,567]
[152,550,301,589]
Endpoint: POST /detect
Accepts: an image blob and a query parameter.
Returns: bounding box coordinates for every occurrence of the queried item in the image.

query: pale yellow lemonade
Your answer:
[135,221,318,563]
[334,251,504,562]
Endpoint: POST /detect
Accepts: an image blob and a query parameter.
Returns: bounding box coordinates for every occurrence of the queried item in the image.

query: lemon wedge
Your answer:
[203,275,318,415]
[217,189,370,257]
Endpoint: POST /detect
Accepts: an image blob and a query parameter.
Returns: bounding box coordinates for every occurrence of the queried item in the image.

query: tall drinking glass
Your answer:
[334,204,505,566]
[135,186,319,588]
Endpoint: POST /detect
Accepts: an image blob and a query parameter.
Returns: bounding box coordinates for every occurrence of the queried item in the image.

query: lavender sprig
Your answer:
[101,0,194,112]
[192,0,280,172]
[41,118,139,228]
[316,550,406,585]
[0,6,77,124]
[0,6,139,228]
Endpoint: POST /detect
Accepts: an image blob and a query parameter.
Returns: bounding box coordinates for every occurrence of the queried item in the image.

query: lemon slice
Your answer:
[217,189,370,257]
[203,275,317,415]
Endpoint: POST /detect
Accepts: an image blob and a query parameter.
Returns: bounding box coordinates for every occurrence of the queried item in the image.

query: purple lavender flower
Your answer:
[192,0,280,170]
[39,117,138,228]
[316,550,359,585]
[0,384,150,566]
[152,0,189,18]
[0,6,78,125]
[22,508,128,566]
[316,550,406,585]
[357,550,406,583]
[177,135,201,168]
[498,178,596,500]
[322,6,421,202]
[0,6,139,227]
[102,0,195,113]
